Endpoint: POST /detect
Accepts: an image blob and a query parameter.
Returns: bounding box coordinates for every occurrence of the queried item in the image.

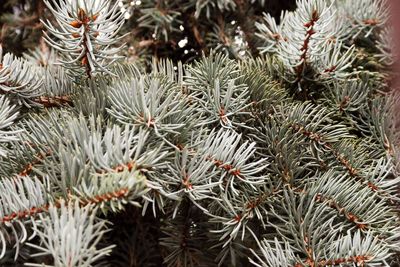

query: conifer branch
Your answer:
[42,0,126,76]
[33,95,72,108]
[0,170,146,261]
[291,123,397,200]
[26,201,114,267]
[18,149,52,177]
[0,95,20,157]
[0,0,397,264]
[0,48,42,107]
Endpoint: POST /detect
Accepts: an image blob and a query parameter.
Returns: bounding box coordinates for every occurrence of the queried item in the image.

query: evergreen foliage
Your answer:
[0,0,398,266]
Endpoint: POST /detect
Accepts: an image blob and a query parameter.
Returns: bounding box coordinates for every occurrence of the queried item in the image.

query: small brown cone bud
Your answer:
[81,56,88,66]
[78,8,86,21]
[72,33,80,38]
[70,20,82,28]
[93,31,99,37]
[92,13,99,21]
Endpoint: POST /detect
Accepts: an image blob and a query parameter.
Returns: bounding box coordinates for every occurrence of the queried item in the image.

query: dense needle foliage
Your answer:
[0,0,399,266]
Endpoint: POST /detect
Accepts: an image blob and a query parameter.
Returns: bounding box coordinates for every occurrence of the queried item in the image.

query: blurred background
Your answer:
[388,0,400,128]
[0,0,297,64]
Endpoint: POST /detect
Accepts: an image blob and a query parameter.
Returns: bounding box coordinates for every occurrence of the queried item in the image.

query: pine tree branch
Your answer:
[42,0,126,76]
[0,51,43,106]
[0,175,143,225]
[294,9,319,83]
[18,149,52,177]
[294,254,372,267]
[33,95,72,108]
[25,201,114,267]
[0,95,20,157]
[314,193,368,230]
[291,123,385,196]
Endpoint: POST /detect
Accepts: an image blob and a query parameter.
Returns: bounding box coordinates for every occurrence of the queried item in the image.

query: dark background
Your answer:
[0,0,296,62]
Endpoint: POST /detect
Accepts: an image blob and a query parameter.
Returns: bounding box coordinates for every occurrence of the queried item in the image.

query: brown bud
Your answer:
[71,33,80,38]
[363,18,379,25]
[81,56,88,66]
[78,8,86,21]
[70,20,82,28]
[92,13,99,21]
[93,31,99,37]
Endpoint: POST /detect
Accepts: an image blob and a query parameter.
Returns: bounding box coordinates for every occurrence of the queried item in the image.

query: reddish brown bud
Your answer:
[92,13,99,21]
[78,8,86,21]
[234,215,241,222]
[70,20,82,28]
[271,33,282,40]
[363,18,379,25]
[311,10,319,21]
[81,56,88,66]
